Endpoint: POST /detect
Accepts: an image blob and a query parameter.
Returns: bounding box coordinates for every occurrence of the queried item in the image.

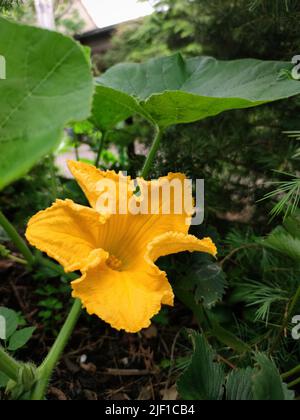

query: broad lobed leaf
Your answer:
[0,17,94,190]
[94,53,300,129]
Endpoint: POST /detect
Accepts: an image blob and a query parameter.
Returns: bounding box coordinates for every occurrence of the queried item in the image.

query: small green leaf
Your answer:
[177,332,225,400]
[0,307,18,339]
[185,262,227,309]
[8,327,35,351]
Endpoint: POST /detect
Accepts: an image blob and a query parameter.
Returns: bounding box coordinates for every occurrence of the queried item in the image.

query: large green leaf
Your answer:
[177,332,225,400]
[93,53,300,129]
[0,18,94,190]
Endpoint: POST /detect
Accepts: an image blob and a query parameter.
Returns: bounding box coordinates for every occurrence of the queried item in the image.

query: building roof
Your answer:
[75,24,116,41]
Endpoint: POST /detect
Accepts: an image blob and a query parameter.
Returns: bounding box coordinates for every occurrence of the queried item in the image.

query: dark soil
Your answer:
[0,260,191,400]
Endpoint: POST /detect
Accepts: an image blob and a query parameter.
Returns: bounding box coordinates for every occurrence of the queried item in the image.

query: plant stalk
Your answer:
[31,299,82,400]
[287,376,300,389]
[282,364,300,381]
[95,131,107,168]
[0,211,34,266]
[0,346,21,382]
[141,125,163,179]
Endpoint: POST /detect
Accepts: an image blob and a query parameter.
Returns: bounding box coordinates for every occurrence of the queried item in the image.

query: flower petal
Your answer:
[146,231,217,263]
[68,160,193,228]
[71,260,174,333]
[25,199,106,272]
[67,160,131,210]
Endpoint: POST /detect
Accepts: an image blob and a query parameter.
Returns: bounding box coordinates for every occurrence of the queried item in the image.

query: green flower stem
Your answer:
[8,255,27,265]
[287,376,300,389]
[48,155,59,200]
[31,299,82,400]
[141,125,163,179]
[282,364,300,381]
[0,210,35,266]
[0,346,21,382]
[95,130,107,168]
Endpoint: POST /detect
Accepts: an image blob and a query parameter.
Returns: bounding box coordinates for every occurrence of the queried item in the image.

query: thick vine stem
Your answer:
[0,346,21,382]
[0,210,35,266]
[31,299,82,400]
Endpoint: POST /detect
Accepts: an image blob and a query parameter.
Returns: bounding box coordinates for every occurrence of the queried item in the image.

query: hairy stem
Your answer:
[0,346,21,382]
[31,299,82,400]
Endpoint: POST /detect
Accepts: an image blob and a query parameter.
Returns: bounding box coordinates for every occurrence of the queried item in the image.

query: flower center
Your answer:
[107,254,122,271]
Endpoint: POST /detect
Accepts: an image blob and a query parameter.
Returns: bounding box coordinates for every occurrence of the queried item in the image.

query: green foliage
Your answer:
[95,53,300,129]
[105,0,300,226]
[0,0,21,11]
[252,353,294,400]
[263,173,300,219]
[0,243,10,258]
[7,327,36,352]
[177,332,294,400]
[265,211,300,261]
[1,0,85,35]
[0,2,299,400]
[105,0,300,63]
[0,307,35,354]
[177,254,227,309]
[226,368,254,400]
[177,332,225,400]
[0,17,93,190]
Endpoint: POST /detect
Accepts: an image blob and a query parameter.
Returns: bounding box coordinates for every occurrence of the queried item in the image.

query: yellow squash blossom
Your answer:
[26,161,217,333]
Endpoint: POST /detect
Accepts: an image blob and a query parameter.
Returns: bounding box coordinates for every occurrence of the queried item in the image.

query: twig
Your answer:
[104,368,151,376]
[220,244,261,268]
